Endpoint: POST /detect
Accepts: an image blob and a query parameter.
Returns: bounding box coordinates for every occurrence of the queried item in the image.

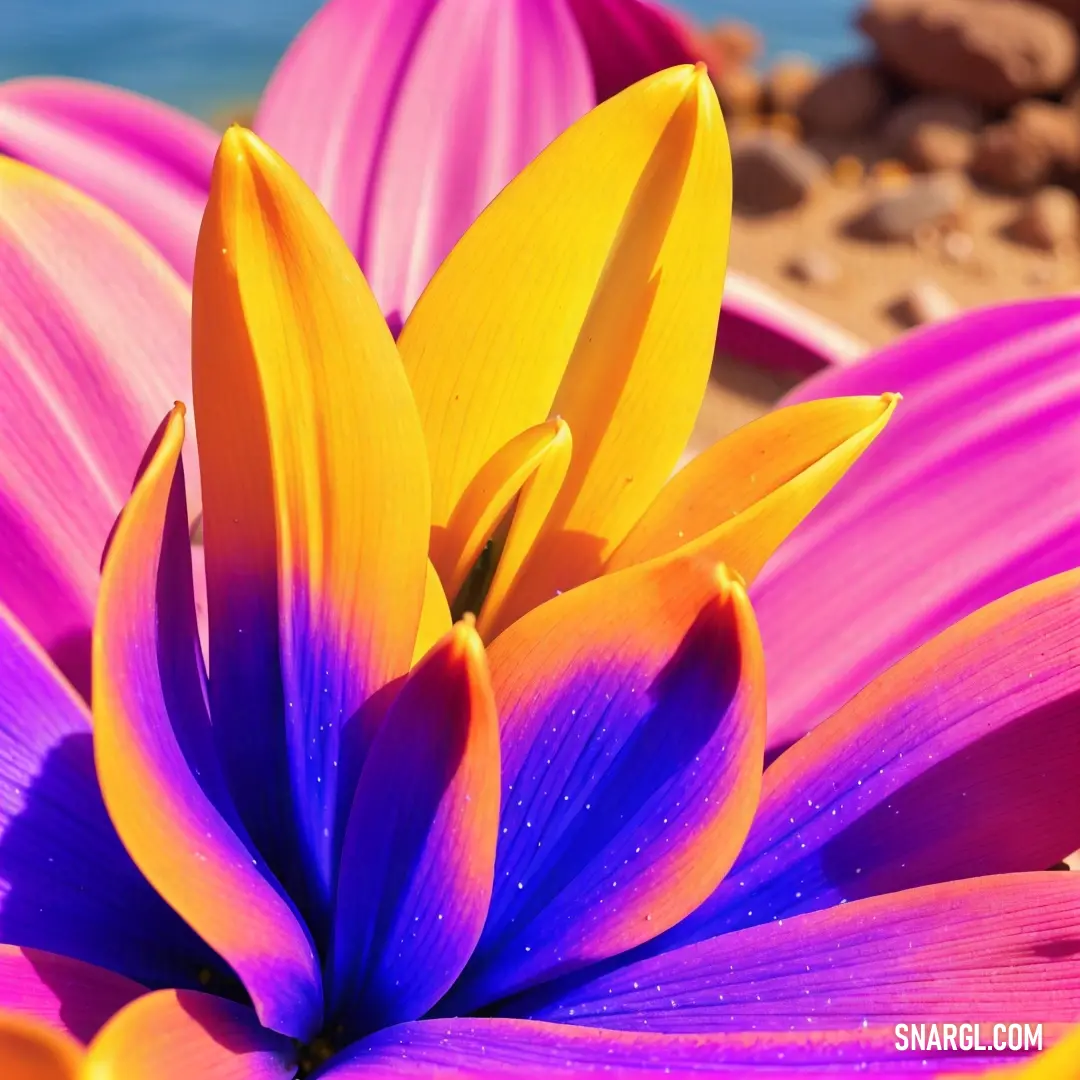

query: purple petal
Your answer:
[522,873,1080,1032]
[0,599,214,988]
[254,0,593,327]
[0,155,195,696]
[658,568,1080,951]
[566,0,699,103]
[441,556,765,1014]
[718,270,868,375]
[755,298,1080,750]
[0,946,143,1044]
[0,78,216,282]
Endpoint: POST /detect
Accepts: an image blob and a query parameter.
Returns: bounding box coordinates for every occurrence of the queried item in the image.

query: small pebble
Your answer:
[890,279,959,328]
[785,249,842,286]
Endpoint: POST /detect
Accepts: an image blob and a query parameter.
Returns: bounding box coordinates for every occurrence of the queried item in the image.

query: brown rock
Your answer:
[882,95,982,169]
[731,133,828,214]
[889,279,960,326]
[1007,186,1080,249]
[715,66,762,119]
[849,172,968,240]
[785,249,843,286]
[858,0,1079,107]
[906,124,977,170]
[765,58,820,115]
[971,103,1080,190]
[799,62,891,136]
[1012,101,1080,170]
[703,20,762,70]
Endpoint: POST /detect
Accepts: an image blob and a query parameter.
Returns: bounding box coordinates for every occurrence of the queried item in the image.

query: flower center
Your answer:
[296,1034,337,1077]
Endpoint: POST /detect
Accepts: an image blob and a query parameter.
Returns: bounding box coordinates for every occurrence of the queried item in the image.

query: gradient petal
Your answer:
[608,395,897,580]
[84,990,296,1079]
[718,270,869,375]
[567,0,699,103]
[331,622,499,1037]
[0,157,193,694]
[0,77,216,281]
[655,568,1080,951]
[444,552,765,1013]
[756,297,1080,750]
[320,1018,947,1075]
[400,66,729,614]
[255,0,592,328]
[0,1012,82,1079]
[522,873,1080,1030]
[93,406,321,1040]
[0,947,143,1044]
[0,599,215,987]
[192,128,430,922]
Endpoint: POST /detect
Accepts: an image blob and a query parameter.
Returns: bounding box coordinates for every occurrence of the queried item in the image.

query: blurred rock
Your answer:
[799,62,891,136]
[1012,101,1080,169]
[907,124,977,171]
[882,95,981,169]
[831,155,867,187]
[732,133,828,214]
[703,20,763,70]
[971,102,1080,190]
[715,66,763,119]
[850,172,968,240]
[889,279,960,326]
[941,229,976,262]
[1007,186,1080,249]
[858,0,1078,107]
[765,58,820,114]
[785,249,843,285]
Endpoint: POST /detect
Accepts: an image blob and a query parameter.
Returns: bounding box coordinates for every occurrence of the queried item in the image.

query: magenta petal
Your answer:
[522,873,1080,1032]
[0,156,195,694]
[0,946,143,1044]
[254,0,593,327]
[718,270,868,375]
[566,0,698,102]
[0,78,216,282]
[755,297,1080,749]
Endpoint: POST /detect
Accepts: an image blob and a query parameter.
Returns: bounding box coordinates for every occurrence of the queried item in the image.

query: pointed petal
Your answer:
[93,406,321,1040]
[657,568,1080,952]
[718,269,869,374]
[192,128,430,921]
[320,1018,924,1075]
[413,561,452,667]
[0,947,143,1044]
[0,1013,82,1079]
[255,0,592,326]
[400,66,728,603]
[0,77,216,281]
[444,553,765,1013]
[331,622,499,1037]
[84,991,296,1079]
[524,874,1080,1031]
[0,599,215,988]
[0,157,193,693]
[567,0,700,102]
[754,297,1080,749]
[608,394,897,579]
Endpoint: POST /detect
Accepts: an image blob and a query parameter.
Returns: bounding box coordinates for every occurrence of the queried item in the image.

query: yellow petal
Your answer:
[606,394,899,582]
[399,66,730,594]
[192,127,431,907]
[413,561,452,667]
[937,1024,1080,1078]
[0,1013,81,1080]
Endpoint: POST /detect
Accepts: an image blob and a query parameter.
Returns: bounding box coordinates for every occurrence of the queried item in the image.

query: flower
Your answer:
[1,66,1079,1077]
[0,0,849,370]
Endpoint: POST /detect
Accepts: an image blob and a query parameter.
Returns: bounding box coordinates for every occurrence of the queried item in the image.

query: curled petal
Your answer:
[0,157,193,693]
[0,947,143,1045]
[445,552,765,1012]
[255,0,592,326]
[193,128,430,920]
[0,1012,82,1080]
[331,622,500,1037]
[607,394,897,580]
[84,990,297,1079]
[413,562,452,666]
[93,406,321,1039]
[400,66,730,622]
[0,77,216,281]
[755,297,1080,749]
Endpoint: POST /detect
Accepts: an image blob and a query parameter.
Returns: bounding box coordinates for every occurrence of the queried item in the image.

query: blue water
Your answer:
[1,0,861,119]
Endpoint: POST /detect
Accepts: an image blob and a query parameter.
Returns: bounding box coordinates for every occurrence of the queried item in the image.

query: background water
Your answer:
[1,0,862,119]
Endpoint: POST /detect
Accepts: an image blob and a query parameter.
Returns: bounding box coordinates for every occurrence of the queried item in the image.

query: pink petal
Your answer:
[0,78,216,282]
[254,0,593,327]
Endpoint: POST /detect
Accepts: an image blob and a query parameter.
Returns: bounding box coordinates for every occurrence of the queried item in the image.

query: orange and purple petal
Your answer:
[0,1011,82,1079]
[331,623,500,1037]
[658,568,1080,950]
[756,297,1080,751]
[84,990,297,1079]
[0,946,142,1044]
[93,407,321,1040]
[445,553,765,1013]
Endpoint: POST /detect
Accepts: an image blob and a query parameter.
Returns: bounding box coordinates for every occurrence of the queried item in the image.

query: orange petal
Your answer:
[0,1012,82,1080]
